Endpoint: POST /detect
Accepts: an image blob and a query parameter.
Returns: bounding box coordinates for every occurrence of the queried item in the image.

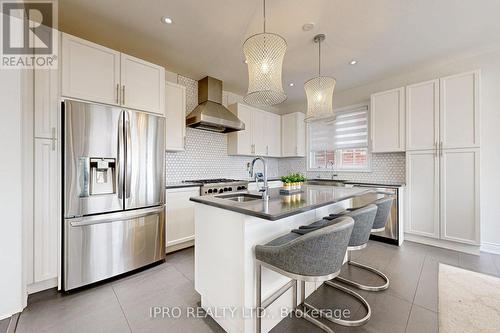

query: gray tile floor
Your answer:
[14,241,500,333]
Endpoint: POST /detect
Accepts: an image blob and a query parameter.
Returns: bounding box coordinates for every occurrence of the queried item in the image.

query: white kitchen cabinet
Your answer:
[227,103,281,157]
[33,138,59,283]
[406,80,439,151]
[265,112,282,157]
[120,53,165,115]
[165,81,187,151]
[34,68,59,139]
[406,150,440,238]
[61,33,121,106]
[62,33,166,114]
[228,103,253,155]
[370,87,405,152]
[166,187,199,253]
[440,148,480,244]
[281,112,305,157]
[440,71,480,149]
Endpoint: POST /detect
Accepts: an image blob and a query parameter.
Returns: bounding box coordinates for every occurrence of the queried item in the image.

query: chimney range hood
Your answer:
[186,76,245,133]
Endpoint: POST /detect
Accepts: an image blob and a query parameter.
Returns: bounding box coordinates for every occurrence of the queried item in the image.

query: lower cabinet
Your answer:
[165,187,199,253]
[32,138,59,285]
[406,148,480,245]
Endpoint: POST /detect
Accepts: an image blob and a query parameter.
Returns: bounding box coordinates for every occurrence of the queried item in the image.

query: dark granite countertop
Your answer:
[309,179,405,187]
[190,185,373,221]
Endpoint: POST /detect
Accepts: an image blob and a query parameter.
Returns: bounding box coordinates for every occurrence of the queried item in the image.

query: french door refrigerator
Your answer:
[63,99,166,291]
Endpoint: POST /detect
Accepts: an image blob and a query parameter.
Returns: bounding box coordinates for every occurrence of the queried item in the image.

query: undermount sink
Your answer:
[306,179,346,187]
[217,193,262,202]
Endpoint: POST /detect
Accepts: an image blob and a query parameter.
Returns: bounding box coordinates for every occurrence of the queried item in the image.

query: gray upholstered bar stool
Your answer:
[254,217,356,333]
[329,197,393,291]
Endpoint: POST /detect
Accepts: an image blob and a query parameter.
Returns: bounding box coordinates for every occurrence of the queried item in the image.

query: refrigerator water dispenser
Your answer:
[89,158,116,195]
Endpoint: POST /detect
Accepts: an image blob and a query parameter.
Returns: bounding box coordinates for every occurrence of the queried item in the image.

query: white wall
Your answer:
[331,48,500,253]
[0,69,25,319]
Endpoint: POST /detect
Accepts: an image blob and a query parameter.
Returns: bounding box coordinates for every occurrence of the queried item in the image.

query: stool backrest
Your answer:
[256,217,354,277]
[372,197,393,230]
[346,204,378,247]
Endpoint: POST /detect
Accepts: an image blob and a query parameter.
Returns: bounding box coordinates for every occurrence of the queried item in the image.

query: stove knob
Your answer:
[224,188,228,192]
[208,189,213,193]
[228,187,232,191]
[219,189,224,193]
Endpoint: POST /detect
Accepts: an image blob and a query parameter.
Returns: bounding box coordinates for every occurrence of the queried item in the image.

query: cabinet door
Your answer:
[34,68,59,139]
[166,188,199,251]
[34,138,59,282]
[252,109,267,156]
[440,148,480,244]
[61,33,120,105]
[120,53,166,114]
[266,112,281,157]
[370,87,405,152]
[406,80,439,151]
[165,82,186,151]
[227,103,253,155]
[406,150,440,238]
[282,112,306,157]
[440,71,480,149]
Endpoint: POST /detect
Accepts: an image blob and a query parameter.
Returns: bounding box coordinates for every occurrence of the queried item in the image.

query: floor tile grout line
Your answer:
[111,286,133,333]
[410,253,427,305]
[171,261,195,283]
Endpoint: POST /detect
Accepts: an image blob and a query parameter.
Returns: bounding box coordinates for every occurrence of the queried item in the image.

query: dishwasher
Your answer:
[345,184,402,246]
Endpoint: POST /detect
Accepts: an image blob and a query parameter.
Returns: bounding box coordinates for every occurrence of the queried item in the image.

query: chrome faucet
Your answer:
[250,157,269,199]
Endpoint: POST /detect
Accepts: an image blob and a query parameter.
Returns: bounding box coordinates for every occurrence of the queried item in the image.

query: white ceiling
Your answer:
[59,0,500,112]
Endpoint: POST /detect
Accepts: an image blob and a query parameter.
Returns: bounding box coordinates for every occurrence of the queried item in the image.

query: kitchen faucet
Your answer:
[250,157,269,199]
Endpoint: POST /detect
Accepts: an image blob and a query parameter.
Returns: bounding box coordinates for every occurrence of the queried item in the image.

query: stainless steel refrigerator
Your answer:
[62,99,166,291]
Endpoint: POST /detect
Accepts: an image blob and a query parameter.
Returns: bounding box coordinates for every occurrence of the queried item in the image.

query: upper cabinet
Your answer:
[61,33,120,106]
[370,87,405,152]
[61,33,165,115]
[227,103,282,157]
[440,71,480,149]
[120,54,165,114]
[165,81,187,151]
[281,112,306,157]
[406,80,439,151]
[405,71,480,151]
[34,68,59,139]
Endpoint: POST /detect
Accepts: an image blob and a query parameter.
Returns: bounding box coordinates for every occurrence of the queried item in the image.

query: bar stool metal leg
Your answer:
[335,250,390,291]
[296,281,334,333]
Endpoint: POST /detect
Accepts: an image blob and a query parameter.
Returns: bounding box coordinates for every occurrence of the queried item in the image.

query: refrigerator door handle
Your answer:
[117,111,125,199]
[125,110,132,199]
[69,205,165,227]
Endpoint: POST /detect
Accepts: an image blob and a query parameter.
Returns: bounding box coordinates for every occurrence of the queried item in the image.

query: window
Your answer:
[308,105,370,171]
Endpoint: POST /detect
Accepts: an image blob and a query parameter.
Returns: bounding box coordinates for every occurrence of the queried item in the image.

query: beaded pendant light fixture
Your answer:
[243,0,287,106]
[304,34,336,121]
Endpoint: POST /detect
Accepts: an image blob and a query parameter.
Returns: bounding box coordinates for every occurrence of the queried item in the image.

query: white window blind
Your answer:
[310,105,369,150]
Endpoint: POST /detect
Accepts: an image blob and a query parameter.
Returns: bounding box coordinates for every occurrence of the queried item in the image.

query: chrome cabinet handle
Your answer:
[121,85,125,105]
[440,141,443,156]
[266,145,269,155]
[116,84,120,104]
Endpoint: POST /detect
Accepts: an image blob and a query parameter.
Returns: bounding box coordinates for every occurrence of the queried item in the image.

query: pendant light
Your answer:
[243,0,287,106]
[304,34,336,121]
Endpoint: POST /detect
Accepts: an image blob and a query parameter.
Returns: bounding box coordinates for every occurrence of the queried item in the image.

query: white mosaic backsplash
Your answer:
[278,153,406,184]
[166,74,405,184]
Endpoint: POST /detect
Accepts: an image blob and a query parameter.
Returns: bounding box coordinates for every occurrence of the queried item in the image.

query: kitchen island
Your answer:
[191,185,374,333]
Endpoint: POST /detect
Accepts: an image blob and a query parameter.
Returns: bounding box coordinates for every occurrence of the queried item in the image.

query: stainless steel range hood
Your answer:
[186,76,245,133]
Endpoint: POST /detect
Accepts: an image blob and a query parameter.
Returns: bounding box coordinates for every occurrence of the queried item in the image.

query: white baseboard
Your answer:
[27,278,58,294]
[404,233,480,255]
[166,240,194,254]
[480,242,500,255]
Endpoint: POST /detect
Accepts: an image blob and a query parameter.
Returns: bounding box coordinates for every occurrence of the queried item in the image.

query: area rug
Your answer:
[439,263,500,333]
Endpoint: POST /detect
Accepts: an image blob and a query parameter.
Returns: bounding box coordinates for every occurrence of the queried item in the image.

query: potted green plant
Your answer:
[280,175,292,190]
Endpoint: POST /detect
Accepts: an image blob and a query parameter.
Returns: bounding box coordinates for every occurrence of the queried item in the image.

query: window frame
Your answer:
[306,103,372,173]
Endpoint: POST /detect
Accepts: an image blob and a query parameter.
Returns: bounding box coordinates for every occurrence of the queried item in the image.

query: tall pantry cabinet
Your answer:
[405,71,480,245]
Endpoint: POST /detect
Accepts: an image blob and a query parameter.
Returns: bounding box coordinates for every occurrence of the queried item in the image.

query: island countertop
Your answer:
[190,185,373,221]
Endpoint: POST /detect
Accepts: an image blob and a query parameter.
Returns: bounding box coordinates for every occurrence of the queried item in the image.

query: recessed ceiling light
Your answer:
[289,83,294,87]
[161,16,173,24]
[243,59,248,64]
[349,59,358,65]
[302,23,315,31]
